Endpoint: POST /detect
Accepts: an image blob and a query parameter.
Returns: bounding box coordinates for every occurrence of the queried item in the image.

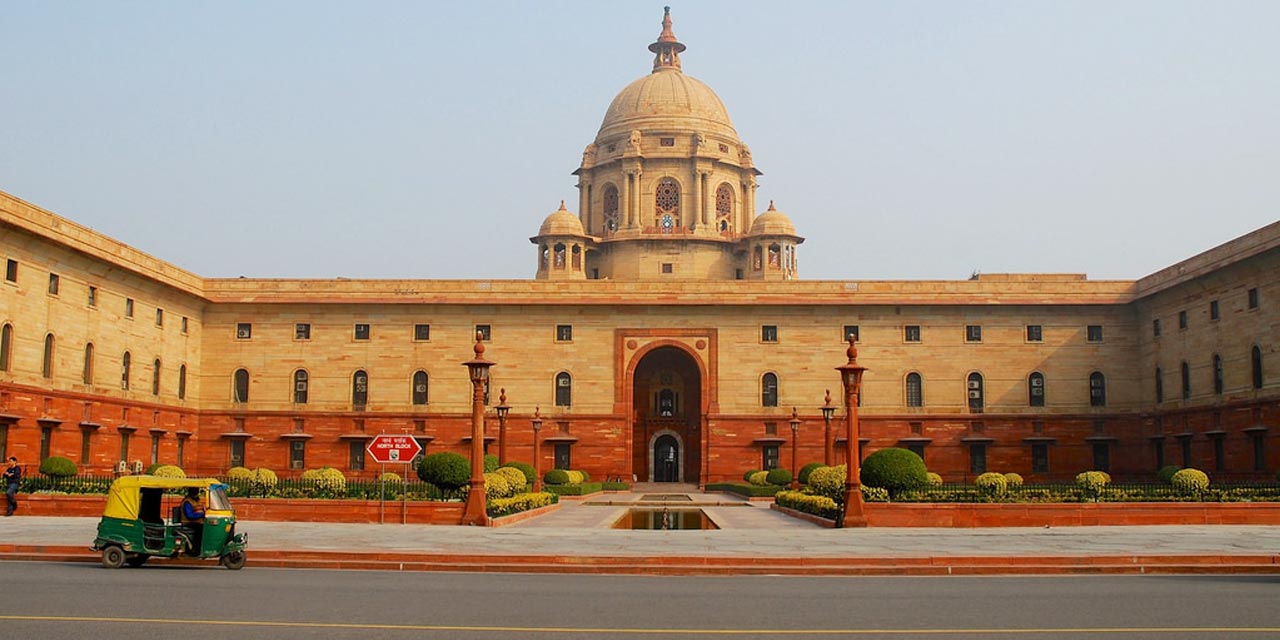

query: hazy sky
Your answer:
[3,1,1277,281]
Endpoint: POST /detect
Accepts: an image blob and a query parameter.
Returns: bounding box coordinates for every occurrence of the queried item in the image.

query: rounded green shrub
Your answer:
[483,472,511,500]
[250,468,278,496]
[543,469,571,485]
[1157,465,1181,484]
[500,461,537,486]
[483,454,499,473]
[152,465,186,478]
[144,463,164,475]
[975,472,1008,497]
[578,470,590,482]
[925,472,944,487]
[226,466,254,481]
[798,462,824,485]
[417,452,471,490]
[766,468,793,486]
[859,448,928,496]
[807,465,845,500]
[1003,473,1024,488]
[743,470,762,482]
[495,466,527,492]
[39,456,77,478]
[748,470,770,486]
[1171,468,1210,495]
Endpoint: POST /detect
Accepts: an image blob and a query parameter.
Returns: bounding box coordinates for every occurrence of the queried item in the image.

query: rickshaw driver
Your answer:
[179,487,205,554]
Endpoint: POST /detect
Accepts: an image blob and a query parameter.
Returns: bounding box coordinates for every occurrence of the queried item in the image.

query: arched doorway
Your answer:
[631,345,703,483]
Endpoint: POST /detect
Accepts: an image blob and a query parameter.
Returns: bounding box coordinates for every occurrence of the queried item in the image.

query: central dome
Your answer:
[597,69,737,141]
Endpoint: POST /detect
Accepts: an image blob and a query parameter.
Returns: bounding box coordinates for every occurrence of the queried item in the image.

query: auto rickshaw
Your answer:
[92,475,248,569]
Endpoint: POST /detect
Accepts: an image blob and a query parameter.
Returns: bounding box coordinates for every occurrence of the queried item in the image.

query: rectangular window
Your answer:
[1031,444,1049,473]
[906,442,926,464]
[87,286,97,307]
[1212,436,1225,472]
[180,317,188,334]
[1209,300,1220,321]
[969,444,987,474]
[1178,310,1187,329]
[475,324,491,341]
[236,323,251,340]
[1152,440,1165,470]
[177,436,186,468]
[904,325,921,342]
[354,323,370,340]
[1180,437,1192,468]
[556,325,573,342]
[150,433,161,465]
[1252,433,1266,472]
[4,259,16,283]
[1026,325,1042,342]
[80,429,92,464]
[47,273,60,295]
[762,444,780,471]
[965,325,982,342]
[1086,325,1103,342]
[1248,287,1259,309]
[295,323,311,340]
[349,440,366,471]
[1092,442,1110,472]
[554,443,571,470]
[118,431,130,463]
[843,325,859,342]
[40,426,53,461]
[290,440,306,470]
[1152,318,1161,337]
[761,325,778,342]
[125,298,134,318]
[661,263,673,274]
[0,424,7,459]
[155,308,164,327]
[414,324,431,341]
[229,439,245,468]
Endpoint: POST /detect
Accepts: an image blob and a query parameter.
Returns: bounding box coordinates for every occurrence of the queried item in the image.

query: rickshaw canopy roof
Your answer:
[103,475,225,521]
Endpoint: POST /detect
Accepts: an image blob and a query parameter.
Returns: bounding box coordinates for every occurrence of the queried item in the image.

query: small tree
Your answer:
[860,448,928,497]
[417,452,471,490]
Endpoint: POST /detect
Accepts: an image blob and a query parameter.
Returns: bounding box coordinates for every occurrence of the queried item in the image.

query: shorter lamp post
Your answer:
[495,389,510,465]
[789,407,801,490]
[836,336,869,528]
[461,332,495,526]
[821,390,835,467]
[531,407,543,493]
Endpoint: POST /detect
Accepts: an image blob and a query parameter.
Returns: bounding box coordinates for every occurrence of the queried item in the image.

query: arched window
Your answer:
[152,358,161,395]
[967,372,984,413]
[752,246,763,271]
[41,333,55,378]
[571,244,581,270]
[540,245,549,270]
[121,351,132,390]
[905,373,923,407]
[293,370,309,404]
[352,370,368,407]
[553,243,566,269]
[1212,354,1224,395]
[761,372,779,407]
[715,183,734,232]
[82,343,94,385]
[1089,372,1106,407]
[1253,346,1264,390]
[1028,372,1045,407]
[177,364,187,400]
[233,368,250,403]
[412,370,429,405]
[654,178,680,230]
[768,243,781,268]
[603,185,619,233]
[0,323,11,371]
[555,372,572,407]
[1155,367,1164,403]
[1181,361,1191,399]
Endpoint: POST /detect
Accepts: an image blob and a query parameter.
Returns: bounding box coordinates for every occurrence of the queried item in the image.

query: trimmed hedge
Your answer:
[544,482,604,496]
[602,481,631,491]
[765,468,793,486]
[1157,465,1181,483]
[38,456,77,478]
[798,462,824,485]
[743,470,762,482]
[705,482,785,498]
[859,448,928,496]
[488,492,557,517]
[499,461,537,486]
[483,454,500,473]
[543,469,571,485]
[417,452,470,489]
[747,471,770,486]
[1171,468,1210,494]
[775,490,839,519]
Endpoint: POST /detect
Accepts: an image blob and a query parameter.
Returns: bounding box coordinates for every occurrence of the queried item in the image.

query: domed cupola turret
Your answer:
[745,201,804,281]
[531,201,590,280]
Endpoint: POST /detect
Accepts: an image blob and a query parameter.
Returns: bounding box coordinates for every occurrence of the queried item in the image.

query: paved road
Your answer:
[2,562,1277,639]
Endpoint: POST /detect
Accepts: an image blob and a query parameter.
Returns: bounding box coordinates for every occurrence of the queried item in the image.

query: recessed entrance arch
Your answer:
[630,345,704,483]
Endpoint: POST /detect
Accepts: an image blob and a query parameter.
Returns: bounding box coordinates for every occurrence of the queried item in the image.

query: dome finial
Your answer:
[648,6,686,72]
[768,200,776,211]
[559,200,566,210]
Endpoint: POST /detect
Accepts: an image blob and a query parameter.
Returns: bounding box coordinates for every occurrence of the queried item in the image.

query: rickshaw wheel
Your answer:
[221,550,246,570]
[101,546,126,569]
[125,554,148,567]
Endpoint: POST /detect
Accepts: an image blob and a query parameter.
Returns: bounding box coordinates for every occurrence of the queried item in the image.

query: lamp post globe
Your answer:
[788,407,801,491]
[495,389,511,465]
[835,336,868,528]
[531,407,543,493]
[461,332,495,526]
[820,389,835,467]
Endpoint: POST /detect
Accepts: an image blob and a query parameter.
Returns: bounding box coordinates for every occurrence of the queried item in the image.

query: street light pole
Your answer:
[531,407,543,493]
[495,389,510,465]
[461,332,495,526]
[821,389,835,467]
[789,407,801,491]
[835,336,868,528]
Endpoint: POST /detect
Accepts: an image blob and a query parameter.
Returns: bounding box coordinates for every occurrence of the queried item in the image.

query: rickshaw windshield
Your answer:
[207,485,232,512]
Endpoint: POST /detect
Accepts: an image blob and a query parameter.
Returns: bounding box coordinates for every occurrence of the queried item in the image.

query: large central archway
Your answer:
[631,345,703,483]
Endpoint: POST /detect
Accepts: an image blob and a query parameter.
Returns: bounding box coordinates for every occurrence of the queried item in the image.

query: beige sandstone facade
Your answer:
[1,10,1276,484]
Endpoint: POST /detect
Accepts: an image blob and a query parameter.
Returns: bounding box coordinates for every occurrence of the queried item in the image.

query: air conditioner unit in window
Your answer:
[968,390,982,399]
[290,460,304,470]
[295,382,307,392]
[236,328,251,339]
[116,460,129,474]
[968,380,981,389]
[131,460,144,473]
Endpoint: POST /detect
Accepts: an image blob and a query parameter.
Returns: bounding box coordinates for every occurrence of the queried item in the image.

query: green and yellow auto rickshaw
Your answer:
[92,476,248,570]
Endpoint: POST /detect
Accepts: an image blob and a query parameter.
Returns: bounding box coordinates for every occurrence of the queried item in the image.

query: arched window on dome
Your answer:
[571,244,581,270]
[603,185,619,234]
[768,243,781,268]
[540,245,549,270]
[715,183,734,233]
[752,246,763,271]
[654,178,680,232]
[553,243,566,269]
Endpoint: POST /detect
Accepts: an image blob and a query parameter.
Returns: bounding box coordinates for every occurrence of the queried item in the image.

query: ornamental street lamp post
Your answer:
[820,389,835,467]
[461,332,495,526]
[836,336,869,528]
[531,407,543,493]
[789,407,801,491]
[496,389,511,465]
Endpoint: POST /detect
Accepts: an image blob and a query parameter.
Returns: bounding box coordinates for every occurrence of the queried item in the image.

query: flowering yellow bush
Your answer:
[807,465,845,499]
[1075,471,1110,500]
[748,470,770,486]
[250,468,278,496]
[1171,468,1210,494]
[565,470,586,484]
[975,472,1008,497]
[488,492,556,517]
[926,472,943,486]
[227,467,254,481]
[775,490,839,519]
[495,467,527,492]
[484,472,512,500]
[302,467,346,498]
[1003,473,1024,488]
[152,465,186,478]
[379,472,402,484]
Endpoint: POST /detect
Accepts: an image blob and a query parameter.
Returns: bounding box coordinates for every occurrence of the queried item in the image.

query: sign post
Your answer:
[366,435,423,524]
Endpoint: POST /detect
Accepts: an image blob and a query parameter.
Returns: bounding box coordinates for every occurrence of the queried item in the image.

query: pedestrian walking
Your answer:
[4,456,21,516]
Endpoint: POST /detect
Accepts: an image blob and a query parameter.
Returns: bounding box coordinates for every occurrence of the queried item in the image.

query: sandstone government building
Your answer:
[1,10,1276,486]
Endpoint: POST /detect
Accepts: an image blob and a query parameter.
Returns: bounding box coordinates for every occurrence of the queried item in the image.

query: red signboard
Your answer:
[366,434,423,464]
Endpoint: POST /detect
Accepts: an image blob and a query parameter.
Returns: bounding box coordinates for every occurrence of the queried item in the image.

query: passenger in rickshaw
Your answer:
[179,487,205,554]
